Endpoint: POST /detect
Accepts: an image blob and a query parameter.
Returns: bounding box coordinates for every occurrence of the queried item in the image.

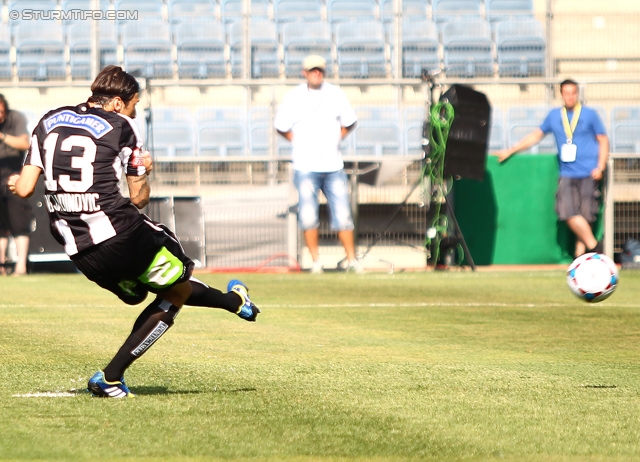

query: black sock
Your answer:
[186,278,242,313]
[103,296,180,382]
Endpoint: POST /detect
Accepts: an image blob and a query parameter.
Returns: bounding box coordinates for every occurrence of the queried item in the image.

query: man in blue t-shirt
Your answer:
[496,79,609,257]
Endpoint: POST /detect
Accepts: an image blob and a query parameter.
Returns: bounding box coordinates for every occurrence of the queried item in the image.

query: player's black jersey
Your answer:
[25,103,147,256]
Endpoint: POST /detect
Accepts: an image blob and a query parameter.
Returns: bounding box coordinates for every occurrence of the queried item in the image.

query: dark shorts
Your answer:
[72,216,194,304]
[555,176,600,223]
[0,184,34,237]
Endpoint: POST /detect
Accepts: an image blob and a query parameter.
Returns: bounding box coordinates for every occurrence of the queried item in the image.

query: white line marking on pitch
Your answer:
[13,391,80,398]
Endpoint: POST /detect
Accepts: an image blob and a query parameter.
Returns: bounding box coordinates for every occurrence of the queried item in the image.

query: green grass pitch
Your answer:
[2,269,640,461]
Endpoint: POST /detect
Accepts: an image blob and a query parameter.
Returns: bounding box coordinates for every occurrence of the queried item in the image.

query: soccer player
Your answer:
[8,65,259,398]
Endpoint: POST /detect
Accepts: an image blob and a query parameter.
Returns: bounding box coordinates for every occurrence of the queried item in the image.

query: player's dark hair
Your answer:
[88,65,140,106]
[560,79,578,91]
[0,93,10,111]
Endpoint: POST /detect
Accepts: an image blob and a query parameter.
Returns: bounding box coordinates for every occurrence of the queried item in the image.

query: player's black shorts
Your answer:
[72,216,194,305]
[0,184,33,237]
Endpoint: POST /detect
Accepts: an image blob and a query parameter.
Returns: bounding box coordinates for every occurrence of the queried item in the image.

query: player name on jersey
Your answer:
[44,193,101,213]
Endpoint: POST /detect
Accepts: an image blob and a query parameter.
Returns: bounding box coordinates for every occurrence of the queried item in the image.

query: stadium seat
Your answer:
[335,21,388,78]
[9,0,58,22]
[176,19,227,79]
[353,106,403,156]
[380,0,428,23]
[485,0,534,22]
[122,19,173,78]
[15,21,66,81]
[431,0,481,23]
[148,106,196,157]
[249,107,293,157]
[198,123,248,157]
[67,21,118,80]
[398,19,440,78]
[148,107,196,156]
[152,123,196,157]
[0,26,11,80]
[488,108,506,152]
[229,20,280,78]
[353,121,403,156]
[62,0,111,22]
[611,106,640,153]
[282,21,333,77]
[327,0,378,24]
[495,18,546,77]
[404,106,426,158]
[221,0,270,23]
[507,106,556,154]
[442,18,494,78]
[274,0,323,24]
[168,0,217,22]
[115,0,165,19]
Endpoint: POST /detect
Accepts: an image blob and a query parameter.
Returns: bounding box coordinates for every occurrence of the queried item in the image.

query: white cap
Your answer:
[303,55,326,71]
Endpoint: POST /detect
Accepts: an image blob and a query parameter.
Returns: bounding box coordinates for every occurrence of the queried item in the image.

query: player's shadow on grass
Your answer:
[131,386,257,395]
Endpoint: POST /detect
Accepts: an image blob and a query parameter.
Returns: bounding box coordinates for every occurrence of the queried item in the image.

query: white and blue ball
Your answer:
[567,252,618,303]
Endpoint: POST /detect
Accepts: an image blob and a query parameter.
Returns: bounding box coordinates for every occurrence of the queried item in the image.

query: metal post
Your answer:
[393,0,402,80]
[90,0,100,79]
[242,0,251,79]
[604,158,614,257]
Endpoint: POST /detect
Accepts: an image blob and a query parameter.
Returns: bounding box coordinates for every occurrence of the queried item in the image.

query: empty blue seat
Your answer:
[221,0,270,23]
[9,0,58,23]
[274,0,323,24]
[122,19,173,78]
[62,0,111,23]
[336,21,388,78]
[15,21,66,80]
[229,20,280,78]
[198,123,248,157]
[169,0,217,22]
[353,106,403,156]
[152,123,196,157]
[380,0,428,23]
[399,19,440,78]
[282,21,333,77]
[485,0,534,22]
[328,0,378,24]
[353,121,403,156]
[176,19,226,79]
[0,26,11,80]
[496,18,545,77]
[250,108,292,157]
[442,18,493,77]
[432,0,481,22]
[197,106,246,124]
[67,21,118,80]
[488,108,506,152]
[115,0,165,18]
[611,107,640,153]
[404,107,426,158]
[507,106,556,154]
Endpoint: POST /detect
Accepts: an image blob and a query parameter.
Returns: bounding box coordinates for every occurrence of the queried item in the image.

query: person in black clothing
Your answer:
[9,65,259,398]
[0,94,32,275]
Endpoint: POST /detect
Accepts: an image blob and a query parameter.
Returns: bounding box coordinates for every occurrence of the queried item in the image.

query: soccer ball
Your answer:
[567,252,619,303]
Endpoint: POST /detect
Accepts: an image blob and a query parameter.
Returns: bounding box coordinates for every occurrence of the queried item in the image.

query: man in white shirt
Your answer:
[275,55,362,273]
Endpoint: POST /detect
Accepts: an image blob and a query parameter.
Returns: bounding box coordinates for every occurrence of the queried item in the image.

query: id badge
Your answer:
[561,142,577,162]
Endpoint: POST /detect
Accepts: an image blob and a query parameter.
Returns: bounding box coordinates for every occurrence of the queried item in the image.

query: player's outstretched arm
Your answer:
[8,165,41,198]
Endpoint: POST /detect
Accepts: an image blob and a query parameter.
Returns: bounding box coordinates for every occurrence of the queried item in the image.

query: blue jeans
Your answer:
[294,170,354,231]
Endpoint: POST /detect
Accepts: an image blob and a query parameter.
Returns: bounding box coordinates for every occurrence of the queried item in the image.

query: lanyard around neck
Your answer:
[561,103,582,143]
